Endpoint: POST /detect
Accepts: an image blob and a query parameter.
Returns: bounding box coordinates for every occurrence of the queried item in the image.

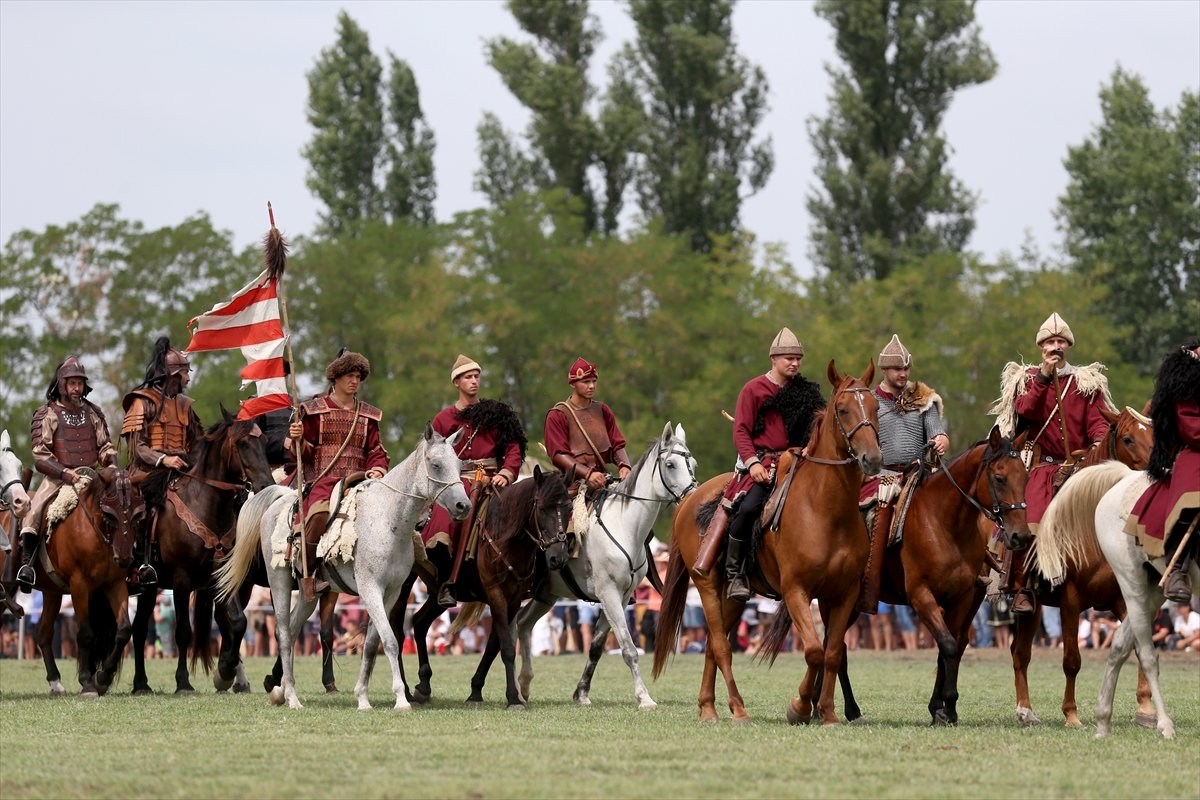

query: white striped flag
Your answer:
[185,267,291,419]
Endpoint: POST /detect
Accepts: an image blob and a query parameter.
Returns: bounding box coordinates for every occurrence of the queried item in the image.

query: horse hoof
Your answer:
[1160,725,1176,740]
[785,702,808,726]
[80,690,99,699]
[175,688,195,696]
[465,699,484,708]
[574,695,591,706]
[731,715,752,726]
[392,703,412,713]
[325,685,340,695]
[1134,712,1157,730]
[214,674,235,692]
[506,703,526,711]
[1065,717,1083,728]
[357,702,373,712]
[848,716,870,726]
[1016,707,1042,727]
[132,686,154,697]
[268,687,285,706]
[233,682,252,694]
[638,699,658,711]
[931,711,954,727]
[410,692,430,706]
[263,675,279,693]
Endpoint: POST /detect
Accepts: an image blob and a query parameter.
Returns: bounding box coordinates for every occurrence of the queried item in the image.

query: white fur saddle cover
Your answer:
[44,476,94,538]
[268,485,365,569]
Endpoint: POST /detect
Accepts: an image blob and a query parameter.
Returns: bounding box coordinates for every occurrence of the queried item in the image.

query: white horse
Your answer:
[1037,461,1199,739]
[215,424,470,711]
[1,431,31,519]
[514,423,697,709]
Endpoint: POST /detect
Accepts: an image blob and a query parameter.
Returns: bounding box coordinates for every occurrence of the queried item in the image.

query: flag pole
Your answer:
[265,202,308,578]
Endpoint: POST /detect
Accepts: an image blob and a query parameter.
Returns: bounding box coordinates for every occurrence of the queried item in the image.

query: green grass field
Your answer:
[1,646,1197,799]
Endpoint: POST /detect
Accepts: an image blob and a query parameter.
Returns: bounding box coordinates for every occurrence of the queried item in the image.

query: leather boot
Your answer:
[1163,558,1194,603]
[300,511,329,603]
[15,531,38,593]
[1010,588,1036,616]
[724,532,752,603]
[692,503,731,577]
[1003,546,1035,615]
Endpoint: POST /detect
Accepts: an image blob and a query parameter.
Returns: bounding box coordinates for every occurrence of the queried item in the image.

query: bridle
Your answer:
[0,446,23,509]
[601,443,698,506]
[173,425,264,494]
[805,385,878,467]
[938,439,1027,540]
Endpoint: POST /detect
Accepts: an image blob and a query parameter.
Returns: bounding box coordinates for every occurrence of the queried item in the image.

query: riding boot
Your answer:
[1003,545,1036,616]
[15,530,38,593]
[301,511,330,603]
[693,503,731,577]
[724,532,752,603]
[1163,556,1194,603]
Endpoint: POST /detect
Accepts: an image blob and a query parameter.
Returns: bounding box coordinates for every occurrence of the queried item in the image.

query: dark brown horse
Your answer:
[129,412,273,694]
[1017,403,1155,727]
[22,467,143,696]
[390,465,571,709]
[654,360,882,725]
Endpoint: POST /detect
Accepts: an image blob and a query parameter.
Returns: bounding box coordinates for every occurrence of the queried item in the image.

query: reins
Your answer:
[937,441,1027,527]
[803,385,876,467]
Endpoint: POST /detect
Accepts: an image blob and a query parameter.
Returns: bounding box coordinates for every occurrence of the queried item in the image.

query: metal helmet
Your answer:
[53,355,93,400]
[165,348,191,376]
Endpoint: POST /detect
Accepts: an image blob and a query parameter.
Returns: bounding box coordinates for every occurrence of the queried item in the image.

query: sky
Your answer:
[1,0,1197,278]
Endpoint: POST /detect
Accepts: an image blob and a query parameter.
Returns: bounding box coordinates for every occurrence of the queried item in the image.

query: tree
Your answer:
[618,0,773,253]
[1057,68,1199,372]
[302,11,385,235]
[382,54,437,226]
[473,112,547,206]
[807,0,996,281]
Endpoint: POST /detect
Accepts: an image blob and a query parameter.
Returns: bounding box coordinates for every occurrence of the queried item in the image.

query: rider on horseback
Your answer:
[709,328,823,602]
[991,313,1115,615]
[15,356,119,592]
[121,337,204,589]
[857,335,950,613]
[285,349,388,602]
[545,357,632,493]
[1126,339,1200,603]
[425,353,526,608]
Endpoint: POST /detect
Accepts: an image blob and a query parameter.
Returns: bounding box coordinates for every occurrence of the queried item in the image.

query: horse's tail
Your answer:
[190,588,215,675]
[450,602,486,635]
[1032,461,1132,584]
[214,485,290,603]
[651,540,690,680]
[755,601,794,667]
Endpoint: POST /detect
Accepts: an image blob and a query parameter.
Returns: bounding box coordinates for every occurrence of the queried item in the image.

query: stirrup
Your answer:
[1010,589,1036,616]
[136,563,158,588]
[15,565,35,593]
[437,584,457,609]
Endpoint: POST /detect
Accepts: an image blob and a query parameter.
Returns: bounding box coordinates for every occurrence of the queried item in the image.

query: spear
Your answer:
[264,202,307,579]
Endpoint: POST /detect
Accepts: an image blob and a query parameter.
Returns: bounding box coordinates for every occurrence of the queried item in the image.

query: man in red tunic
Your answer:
[425,354,526,608]
[544,357,632,491]
[991,312,1116,614]
[1126,339,1200,602]
[706,328,823,602]
[286,350,388,600]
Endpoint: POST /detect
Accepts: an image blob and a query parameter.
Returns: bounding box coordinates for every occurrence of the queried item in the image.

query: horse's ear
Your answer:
[1012,429,1028,452]
[988,424,1003,451]
[424,422,435,443]
[533,463,543,483]
[1098,404,1119,426]
[674,423,686,444]
[219,404,233,422]
[859,358,875,388]
[445,428,464,447]
[0,430,9,449]
[827,360,841,387]
[661,422,673,445]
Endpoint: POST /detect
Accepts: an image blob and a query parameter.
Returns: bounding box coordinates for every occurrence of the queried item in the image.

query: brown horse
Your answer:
[129,412,274,695]
[22,467,144,696]
[390,465,571,709]
[1017,404,1155,727]
[654,360,882,725]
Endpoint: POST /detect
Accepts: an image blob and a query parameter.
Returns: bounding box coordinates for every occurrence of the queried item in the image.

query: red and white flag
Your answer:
[186,268,291,419]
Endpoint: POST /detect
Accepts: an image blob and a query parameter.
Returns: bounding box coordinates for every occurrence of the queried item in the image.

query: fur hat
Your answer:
[1035,312,1074,347]
[450,354,481,383]
[325,350,371,382]
[769,327,804,358]
[878,334,912,369]
[568,357,598,384]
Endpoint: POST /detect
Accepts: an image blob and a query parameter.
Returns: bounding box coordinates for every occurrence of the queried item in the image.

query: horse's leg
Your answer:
[492,598,525,710]
[782,587,821,726]
[213,594,246,692]
[573,610,612,707]
[1094,613,1137,739]
[1011,598,1041,726]
[907,584,960,726]
[37,591,65,696]
[697,638,720,723]
[172,583,195,694]
[596,580,657,710]
[70,580,99,697]
[269,560,311,710]
[319,592,339,693]
[813,598,855,726]
[1116,598,1157,728]
[95,583,133,696]
[836,641,865,724]
[515,598,552,704]
[353,618,383,711]
[387,571,418,702]
[1059,589,1085,727]
[409,596,441,703]
[130,591,155,695]
[1103,598,1174,739]
[232,580,253,693]
[467,627,503,706]
[698,582,749,724]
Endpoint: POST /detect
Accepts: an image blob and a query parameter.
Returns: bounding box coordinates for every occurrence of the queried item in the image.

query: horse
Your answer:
[0,431,32,614]
[215,423,471,711]
[126,411,274,695]
[512,423,698,709]
[654,360,882,725]
[1035,461,1199,739]
[1016,404,1155,727]
[19,463,143,697]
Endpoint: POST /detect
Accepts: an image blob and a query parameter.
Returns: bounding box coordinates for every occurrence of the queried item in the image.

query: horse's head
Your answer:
[648,422,698,502]
[213,407,275,492]
[95,467,144,568]
[0,430,31,519]
[981,426,1031,552]
[529,465,571,570]
[825,360,882,476]
[1102,405,1153,470]
[423,423,471,520]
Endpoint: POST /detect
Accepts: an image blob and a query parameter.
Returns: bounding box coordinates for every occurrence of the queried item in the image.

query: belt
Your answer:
[1039,455,1061,465]
[460,457,498,476]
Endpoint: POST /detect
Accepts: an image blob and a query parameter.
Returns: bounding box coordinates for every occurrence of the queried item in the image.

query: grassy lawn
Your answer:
[1,646,1197,799]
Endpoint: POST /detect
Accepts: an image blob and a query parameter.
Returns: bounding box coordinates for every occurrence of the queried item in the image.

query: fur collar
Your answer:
[893,381,943,416]
[989,361,1116,437]
[752,375,826,448]
[456,398,527,462]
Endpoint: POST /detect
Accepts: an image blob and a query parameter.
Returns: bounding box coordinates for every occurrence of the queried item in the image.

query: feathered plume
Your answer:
[141,336,172,386]
[264,201,288,282]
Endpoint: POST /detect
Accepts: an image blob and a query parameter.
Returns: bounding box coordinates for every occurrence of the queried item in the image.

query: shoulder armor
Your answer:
[300,397,330,415]
[358,402,382,421]
[122,388,161,413]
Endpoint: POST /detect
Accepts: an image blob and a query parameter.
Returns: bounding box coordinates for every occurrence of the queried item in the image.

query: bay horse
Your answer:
[215,423,471,711]
[1017,404,1155,727]
[654,360,882,725]
[128,411,274,695]
[0,431,32,615]
[512,423,698,709]
[1036,462,1199,739]
[23,464,144,696]
[392,465,571,709]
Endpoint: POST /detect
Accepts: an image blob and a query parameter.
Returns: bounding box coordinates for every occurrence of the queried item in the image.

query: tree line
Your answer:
[2,0,1195,481]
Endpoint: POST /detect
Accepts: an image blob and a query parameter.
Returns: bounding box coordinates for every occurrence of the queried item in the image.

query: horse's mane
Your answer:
[609,439,659,507]
[483,472,568,545]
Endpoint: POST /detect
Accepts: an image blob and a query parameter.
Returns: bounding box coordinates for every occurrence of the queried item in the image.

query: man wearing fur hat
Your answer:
[544,357,632,491]
[122,337,205,587]
[1125,340,1200,602]
[857,335,949,613]
[706,328,824,602]
[991,312,1115,615]
[425,354,526,608]
[286,350,388,600]
[15,357,119,592]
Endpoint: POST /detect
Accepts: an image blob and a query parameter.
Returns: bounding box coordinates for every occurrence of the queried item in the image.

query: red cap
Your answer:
[568,357,598,384]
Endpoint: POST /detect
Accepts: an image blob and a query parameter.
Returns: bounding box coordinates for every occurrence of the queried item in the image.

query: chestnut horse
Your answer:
[654,360,881,725]
[129,412,274,695]
[1019,404,1155,727]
